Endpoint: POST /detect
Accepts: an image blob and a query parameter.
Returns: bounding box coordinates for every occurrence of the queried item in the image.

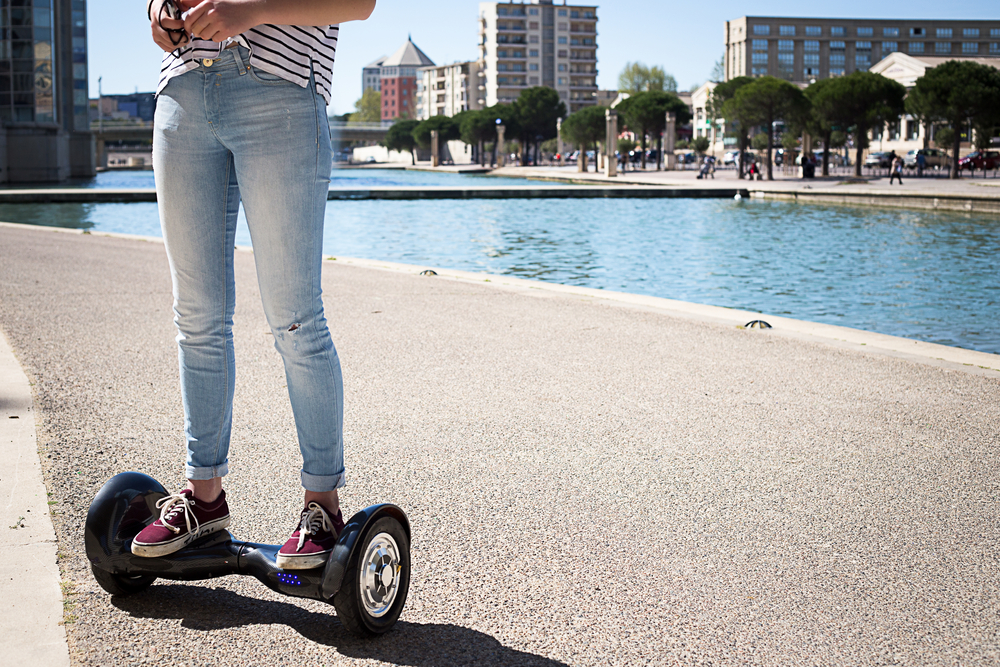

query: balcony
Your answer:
[570,53,596,61]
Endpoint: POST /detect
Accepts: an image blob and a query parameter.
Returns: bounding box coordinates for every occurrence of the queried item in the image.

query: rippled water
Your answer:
[2,170,997,353]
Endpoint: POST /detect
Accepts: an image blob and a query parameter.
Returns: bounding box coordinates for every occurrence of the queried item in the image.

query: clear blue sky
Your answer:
[91,1,996,115]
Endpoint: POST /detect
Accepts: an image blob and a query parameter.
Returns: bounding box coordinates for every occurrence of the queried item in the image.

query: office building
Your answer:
[478,1,598,113]
[1,0,93,182]
[379,37,434,121]
[363,55,385,94]
[415,61,482,119]
[725,17,1000,84]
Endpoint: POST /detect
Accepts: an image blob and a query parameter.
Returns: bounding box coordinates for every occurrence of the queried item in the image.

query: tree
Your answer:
[382,119,420,165]
[560,105,606,172]
[351,89,381,123]
[412,115,460,164]
[514,86,566,166]
[803,77,840,176]
[709,56,725,83]
[618,62,677,93]
[728,76,808,180]
[711,76,753,178]
[818,71,907,178]
[907,60,1000,178]
[692,136,710,154]
[459,110,497,166]
[617,90,691,169]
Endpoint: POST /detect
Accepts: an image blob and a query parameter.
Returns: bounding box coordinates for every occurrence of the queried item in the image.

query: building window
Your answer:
[529,8,538,15]
[883,42,898,53]
[909,42,925,53]
[751,39,768,50]
[529,63,538,71]
[883,27,899,37]
[752,52,768,65]
[529,76,539,84]
[855,42,871,70]
[907,120,919,141]
[992,29,1000,37]
[557,9,567,16]
[992,43,1000,54]
[779,25,795,36]
[935,42,951,54]
[529,49,538,57]
[936,28,952,38]
[752,25,770,36]
[804,40,819,52]
[805,26,821,36]
[557,76,566,85]
[778,40,793,51]
[830,68,845,77]
[804,53,819,67]
[558,36,567,44]
[558,63,567,71]
[963,28,979,38]
[857,27,873,37]
[777,53,794,79]
[910,27,925,36]
[558,22,567,31]
[830,41,846,69]
[831,26,845,37]
[962,42,979,54]
[497,7,507,16]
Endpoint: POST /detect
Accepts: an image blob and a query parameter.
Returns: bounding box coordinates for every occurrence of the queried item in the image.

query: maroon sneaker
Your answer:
[275,502,345,570]
[131,489,230,557]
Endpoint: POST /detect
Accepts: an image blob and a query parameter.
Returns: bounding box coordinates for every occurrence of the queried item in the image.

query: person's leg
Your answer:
[154,71,241,499]
[215,52,344,511]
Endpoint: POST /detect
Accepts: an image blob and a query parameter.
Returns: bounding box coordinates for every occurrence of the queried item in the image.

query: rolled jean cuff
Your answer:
[186,461,229,480]
[301,469,346,493]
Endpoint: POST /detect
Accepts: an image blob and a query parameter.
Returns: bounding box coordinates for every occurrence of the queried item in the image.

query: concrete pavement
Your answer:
[1,222,999,665]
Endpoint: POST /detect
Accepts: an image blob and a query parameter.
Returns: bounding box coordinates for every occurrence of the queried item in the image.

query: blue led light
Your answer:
[276,573,302,586]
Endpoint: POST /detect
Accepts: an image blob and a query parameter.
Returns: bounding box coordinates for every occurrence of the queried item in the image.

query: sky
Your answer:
[91,1,996,115]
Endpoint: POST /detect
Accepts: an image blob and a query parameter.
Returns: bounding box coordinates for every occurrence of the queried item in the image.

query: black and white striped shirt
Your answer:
[157,24,339,104]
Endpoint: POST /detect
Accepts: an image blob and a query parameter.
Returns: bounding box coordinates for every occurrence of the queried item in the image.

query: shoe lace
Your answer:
[155,492,200,536]
[296,502,333,552]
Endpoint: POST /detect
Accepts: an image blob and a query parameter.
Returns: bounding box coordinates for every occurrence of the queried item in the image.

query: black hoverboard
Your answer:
[85,472,410,637]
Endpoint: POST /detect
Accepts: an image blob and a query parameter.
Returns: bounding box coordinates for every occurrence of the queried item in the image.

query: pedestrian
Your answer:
[916,151,926,177]
[890,154,904,185]
[133,0,376,569]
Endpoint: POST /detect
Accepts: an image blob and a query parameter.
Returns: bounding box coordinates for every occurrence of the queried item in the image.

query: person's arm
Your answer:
[181,0,375,43]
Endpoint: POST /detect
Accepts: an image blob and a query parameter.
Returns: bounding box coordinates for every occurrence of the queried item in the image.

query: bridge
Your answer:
[92,121,390,167]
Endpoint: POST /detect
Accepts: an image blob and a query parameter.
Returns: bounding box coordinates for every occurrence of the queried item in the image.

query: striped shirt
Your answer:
[157,24,339,104]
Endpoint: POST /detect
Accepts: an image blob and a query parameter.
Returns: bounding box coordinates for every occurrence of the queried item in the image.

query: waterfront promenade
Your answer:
[1,222,999,665]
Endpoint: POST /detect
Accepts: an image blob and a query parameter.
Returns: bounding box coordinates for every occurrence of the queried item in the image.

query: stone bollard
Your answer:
[431,130,439,168]
[496,124,506,168]
[664,112,676,170]
[557,117,566,167]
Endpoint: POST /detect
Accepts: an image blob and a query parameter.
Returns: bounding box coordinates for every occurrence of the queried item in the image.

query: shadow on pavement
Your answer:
[111,583,567,666]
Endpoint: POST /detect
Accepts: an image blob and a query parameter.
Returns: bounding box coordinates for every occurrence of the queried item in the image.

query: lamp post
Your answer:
[495,119,506,168]
[605,108,618,177]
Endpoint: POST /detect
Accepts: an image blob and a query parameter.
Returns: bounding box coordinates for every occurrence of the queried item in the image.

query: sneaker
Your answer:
[275,502,345,570]
[131,489,230,557]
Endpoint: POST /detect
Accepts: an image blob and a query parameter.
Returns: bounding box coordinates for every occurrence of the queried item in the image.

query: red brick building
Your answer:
[379,37,435,121]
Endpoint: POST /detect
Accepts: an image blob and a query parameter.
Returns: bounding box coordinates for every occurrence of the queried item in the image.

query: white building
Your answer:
[362,55,386,93]
[478,0,598,112]
[416,61,483,119]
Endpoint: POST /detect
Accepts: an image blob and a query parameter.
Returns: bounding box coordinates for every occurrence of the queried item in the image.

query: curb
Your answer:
[0,327,71,667]
[2,219,998,379]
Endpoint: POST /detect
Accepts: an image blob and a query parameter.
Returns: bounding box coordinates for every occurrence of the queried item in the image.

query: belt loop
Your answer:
[232,44,248,76]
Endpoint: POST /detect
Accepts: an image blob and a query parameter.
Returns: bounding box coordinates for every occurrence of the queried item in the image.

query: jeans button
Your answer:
[203,59,214,67]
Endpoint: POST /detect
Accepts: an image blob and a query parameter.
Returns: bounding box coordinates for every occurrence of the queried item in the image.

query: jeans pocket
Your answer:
[249,66,289,85]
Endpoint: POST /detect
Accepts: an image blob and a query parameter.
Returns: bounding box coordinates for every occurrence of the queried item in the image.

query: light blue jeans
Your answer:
[152,45,344,492]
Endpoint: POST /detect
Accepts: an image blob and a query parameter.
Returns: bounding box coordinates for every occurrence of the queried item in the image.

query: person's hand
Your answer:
[150,0,189,52]
[182,0,260,43]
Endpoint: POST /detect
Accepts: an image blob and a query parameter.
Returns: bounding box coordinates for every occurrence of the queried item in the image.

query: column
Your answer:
[605,109,618,178]
[664,112,676,169]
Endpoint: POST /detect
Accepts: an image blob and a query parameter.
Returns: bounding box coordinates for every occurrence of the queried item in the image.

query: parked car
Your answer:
[958,150,1000,171]
[903,148,949,170]
[864,152,892,168]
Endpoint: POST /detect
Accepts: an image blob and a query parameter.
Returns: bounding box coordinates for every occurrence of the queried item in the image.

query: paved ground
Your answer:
[1,223,998,666]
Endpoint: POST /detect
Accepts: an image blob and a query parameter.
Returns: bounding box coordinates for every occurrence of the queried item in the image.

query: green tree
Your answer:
[728,76,808,180]
[514,86,566,166]
[692,136,710,154]
[618,62,677,93]
[617,90,691,169]
[709,56,725,83]
[907,60,1000,178]
[350,88,382,123]
[711,76,753,178]
[459,110,497,166]
[818,71,907,178]
[560,105,606,172]
[382,119,420,165]
[413,115,460,164]
[934,127,955,155]
[803,77,840,176]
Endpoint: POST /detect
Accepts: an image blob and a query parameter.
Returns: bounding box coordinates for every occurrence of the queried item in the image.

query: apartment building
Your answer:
[363,55,385,93]
[379,38,435,121]
[415,61,483,119]
[725,17,1000,84]
[478,0,598,113]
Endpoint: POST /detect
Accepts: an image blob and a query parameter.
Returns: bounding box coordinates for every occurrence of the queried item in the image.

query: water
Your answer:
[2,170,998,354]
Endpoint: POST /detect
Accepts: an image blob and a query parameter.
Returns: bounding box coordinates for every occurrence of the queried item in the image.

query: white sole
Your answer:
[131,516,231,557]
[275,551,331,570]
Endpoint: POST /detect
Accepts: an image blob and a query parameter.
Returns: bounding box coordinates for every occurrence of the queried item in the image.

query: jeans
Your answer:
[153,45,344,492]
